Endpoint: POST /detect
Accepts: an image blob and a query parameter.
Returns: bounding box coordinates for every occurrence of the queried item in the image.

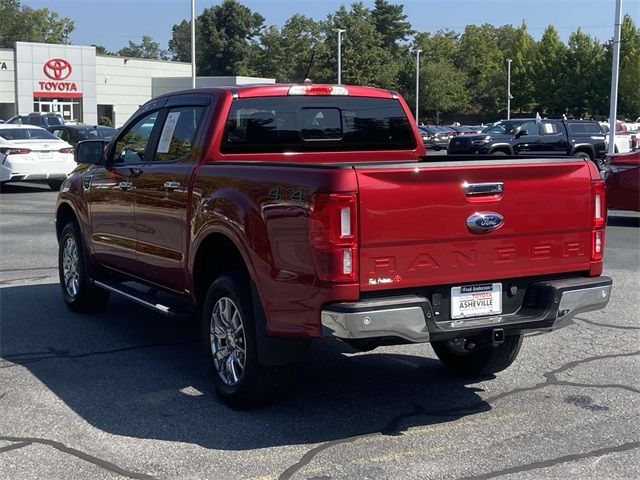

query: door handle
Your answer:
[163,181,181,190]
[118,181,133,190]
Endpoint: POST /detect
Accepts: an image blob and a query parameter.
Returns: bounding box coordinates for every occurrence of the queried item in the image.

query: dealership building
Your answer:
[0,41,274,127]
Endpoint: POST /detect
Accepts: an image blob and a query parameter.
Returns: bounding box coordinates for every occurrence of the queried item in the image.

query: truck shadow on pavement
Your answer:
[1,283,490,450]
[607,215,640,228]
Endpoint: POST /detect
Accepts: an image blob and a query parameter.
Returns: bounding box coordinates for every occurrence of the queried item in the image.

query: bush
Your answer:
[98,116,113,127]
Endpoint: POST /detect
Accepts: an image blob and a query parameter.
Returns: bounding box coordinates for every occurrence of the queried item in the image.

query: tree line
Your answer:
[2,0,638,123]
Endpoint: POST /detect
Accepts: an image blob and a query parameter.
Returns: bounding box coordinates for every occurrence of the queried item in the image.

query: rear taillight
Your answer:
[591,181,606,261]
[0,148,32,155]
[309,193,358,283]
[592,182,606,229]
[59,147,74,154]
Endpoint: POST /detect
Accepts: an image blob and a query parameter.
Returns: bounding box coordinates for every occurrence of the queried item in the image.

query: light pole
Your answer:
[415,49,422,124]
[607,0,623,155]
[335,29,346,84]
[506,58,512,119]
[191,0,196,89]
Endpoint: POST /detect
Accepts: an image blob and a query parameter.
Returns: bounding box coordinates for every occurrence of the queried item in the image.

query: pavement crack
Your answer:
[0,435,157,479]
[487,350,640,403]
[0,441,31,454]
[0,341,196,369]
[0,266,57,273]
[279,351,639,479]
[575,316,640,331]
[278,402,485,479]
[459,440,640,479]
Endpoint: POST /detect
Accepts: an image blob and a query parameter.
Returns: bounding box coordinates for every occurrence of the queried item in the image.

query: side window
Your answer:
[541,122,561,135]
[155,106,204,162]
[52,129,68,141]
[113,111,159,164]
[520,121,539,135]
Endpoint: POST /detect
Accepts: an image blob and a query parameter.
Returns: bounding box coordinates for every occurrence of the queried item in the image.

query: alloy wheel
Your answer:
[210,297,247,386]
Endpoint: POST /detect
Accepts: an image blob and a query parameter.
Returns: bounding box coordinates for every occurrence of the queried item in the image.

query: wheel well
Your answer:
[192,234,249,303]
[491,147,511,155]
[56,203,77,240]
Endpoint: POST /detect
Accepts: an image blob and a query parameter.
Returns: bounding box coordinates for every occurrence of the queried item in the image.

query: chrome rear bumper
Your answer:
[321,276,613,343]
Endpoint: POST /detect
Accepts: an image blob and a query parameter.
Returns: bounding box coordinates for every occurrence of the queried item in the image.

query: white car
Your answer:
[0,124,76,191]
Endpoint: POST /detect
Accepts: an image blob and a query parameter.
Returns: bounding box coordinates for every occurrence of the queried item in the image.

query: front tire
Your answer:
[431,334,523,377]
[58,222,110,313]
[202,273,285,408]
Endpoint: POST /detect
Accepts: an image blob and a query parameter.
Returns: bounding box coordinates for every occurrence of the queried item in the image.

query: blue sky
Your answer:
[23,0,640,52]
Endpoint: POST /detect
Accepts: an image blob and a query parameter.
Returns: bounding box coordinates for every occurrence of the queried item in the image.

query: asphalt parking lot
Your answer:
[1,182,639,480]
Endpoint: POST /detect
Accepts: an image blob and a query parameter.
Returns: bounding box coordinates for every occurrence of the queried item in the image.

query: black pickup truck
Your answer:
[447,118,607,169]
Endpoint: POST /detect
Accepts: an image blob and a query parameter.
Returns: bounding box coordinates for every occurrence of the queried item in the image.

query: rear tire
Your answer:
[431,334,523,377]
[48,180,64,191]
[202,273,287,408]
[573,151,592,161]
[58,222,110,313]
[491,150,508,156]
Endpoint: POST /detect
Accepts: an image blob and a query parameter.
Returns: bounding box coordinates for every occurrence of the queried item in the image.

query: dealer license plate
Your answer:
[39,151,53,159]
[451,283,502,319]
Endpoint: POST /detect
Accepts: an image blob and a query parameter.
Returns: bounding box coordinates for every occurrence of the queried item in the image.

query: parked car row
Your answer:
[0,120,117,192]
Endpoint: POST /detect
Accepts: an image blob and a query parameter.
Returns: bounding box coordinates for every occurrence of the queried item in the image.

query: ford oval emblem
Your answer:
[467,212,504,233]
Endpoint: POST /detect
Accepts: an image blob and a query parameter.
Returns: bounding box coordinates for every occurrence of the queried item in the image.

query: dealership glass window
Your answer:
[113,111,159,164]
[155,107,205,162]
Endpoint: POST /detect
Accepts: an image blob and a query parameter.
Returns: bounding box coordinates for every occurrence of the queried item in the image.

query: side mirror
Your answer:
[75,139,107,165]
[515,129,529,138]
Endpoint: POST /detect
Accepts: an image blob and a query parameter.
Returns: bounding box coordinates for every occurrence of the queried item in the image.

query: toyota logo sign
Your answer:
[43,58,72,80]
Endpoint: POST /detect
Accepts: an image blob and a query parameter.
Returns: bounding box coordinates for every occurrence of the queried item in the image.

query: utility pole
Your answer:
[415,49,422,124]
[335,29,346,84]
[607,0,623,155]
[506,58,512,119]
[191,0,196,89]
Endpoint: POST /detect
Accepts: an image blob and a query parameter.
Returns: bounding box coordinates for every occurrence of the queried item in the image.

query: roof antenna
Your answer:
[303,49,316,83]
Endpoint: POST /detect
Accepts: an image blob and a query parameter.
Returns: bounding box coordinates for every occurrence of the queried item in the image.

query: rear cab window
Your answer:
[221,96,415,153]
[568,123,603,135]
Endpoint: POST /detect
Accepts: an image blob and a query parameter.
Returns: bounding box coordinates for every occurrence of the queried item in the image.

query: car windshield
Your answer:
[482,121,523,135]
[0,128,59,141]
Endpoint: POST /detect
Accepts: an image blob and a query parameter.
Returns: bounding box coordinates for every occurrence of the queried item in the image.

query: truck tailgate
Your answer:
[356,159,594,291]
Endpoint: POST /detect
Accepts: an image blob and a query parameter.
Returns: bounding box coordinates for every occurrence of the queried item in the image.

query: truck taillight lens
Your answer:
[591,181,606,262]
[592,182,606,229]
[309,193,358,283]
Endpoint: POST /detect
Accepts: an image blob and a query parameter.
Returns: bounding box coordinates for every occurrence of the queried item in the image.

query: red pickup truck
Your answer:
[55,84,612,407]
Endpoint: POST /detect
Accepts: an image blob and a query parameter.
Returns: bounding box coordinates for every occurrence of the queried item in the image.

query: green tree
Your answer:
[456,24,505,117]
[617,14,640,117]
[92,44,111,56]
[371,0,414,51]
[563,28,607,116]
[414,30,460,64]
[258,15,324,82]
[533,26,567,115]
[0,0,74,47]
[507,23,536,113]
[168,19,193,62]
[116,35,168,60]
[421,61,469,123]
[197,0,265,76]
[315,3,399,87]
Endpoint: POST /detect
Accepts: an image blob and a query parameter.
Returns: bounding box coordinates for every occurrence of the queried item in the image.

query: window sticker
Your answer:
[157,112,181,153]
